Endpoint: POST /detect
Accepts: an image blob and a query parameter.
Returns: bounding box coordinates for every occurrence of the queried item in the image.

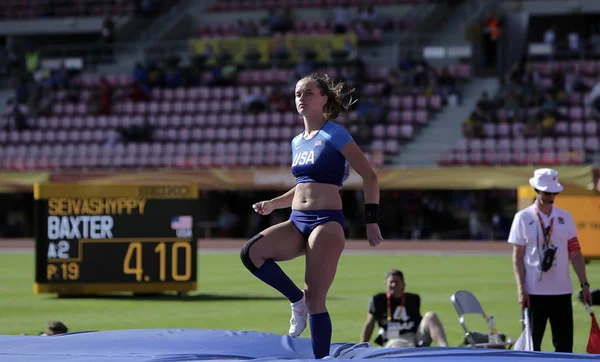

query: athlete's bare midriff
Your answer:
[292,183,342,211]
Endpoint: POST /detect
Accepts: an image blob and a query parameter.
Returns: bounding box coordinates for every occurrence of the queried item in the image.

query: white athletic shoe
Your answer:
[289,293,308,338]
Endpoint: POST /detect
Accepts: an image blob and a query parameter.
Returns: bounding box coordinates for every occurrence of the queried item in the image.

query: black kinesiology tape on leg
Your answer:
[240,234,264,273]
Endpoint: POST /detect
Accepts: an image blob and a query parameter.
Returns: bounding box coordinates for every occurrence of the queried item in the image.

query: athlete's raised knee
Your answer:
[240,234,264,273]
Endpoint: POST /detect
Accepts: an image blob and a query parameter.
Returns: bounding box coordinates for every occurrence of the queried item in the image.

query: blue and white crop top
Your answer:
[291,120,354,188]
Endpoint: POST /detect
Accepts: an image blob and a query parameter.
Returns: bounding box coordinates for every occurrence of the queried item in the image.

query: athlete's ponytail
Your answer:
[302,73,357,120]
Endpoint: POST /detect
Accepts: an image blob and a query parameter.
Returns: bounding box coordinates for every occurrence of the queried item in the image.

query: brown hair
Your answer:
[385,269,404,281]
[301,73,357,120]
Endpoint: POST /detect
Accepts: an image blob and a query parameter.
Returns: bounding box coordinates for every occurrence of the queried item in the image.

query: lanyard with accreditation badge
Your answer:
[534,207,555,249]
[534,206,556,281]
[385,293,405,340]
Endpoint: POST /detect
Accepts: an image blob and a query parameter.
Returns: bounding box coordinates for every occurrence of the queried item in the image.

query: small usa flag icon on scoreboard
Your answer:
[171,216,193,230]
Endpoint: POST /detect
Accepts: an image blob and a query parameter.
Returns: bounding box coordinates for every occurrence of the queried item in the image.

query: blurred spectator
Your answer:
[89,77,114,115]
[4,104,31,131]
[165,61,183,88]
[294,55,315,80]
[139,0,156,16]
[480,11,502,67]
[101,14,116,60]
[540,111,557,136]
[128,81,151,101]
[523,63,541,89]
[193,44,215,70]
[491,212,510,241]
[244,45,263,66]
[568,31,580,56]
[218,205,239,237]
[469,209,485,241]
[462,111,484,138]
[119,115,154,143]
[207,63,238,86]
[355,4,385,41]
[236,19,256,37]
[585,77,600,114]
[591,32,600,56]
[52,63,71,89]
[270,37,290,67]
[257,18,271,36]
[102,14,116,43]
[503,91,520,121]
[147,61,165,87]
[369,97,389,124]
[25,48,40,76]
[331,37,357,62]
[398,52,414,72]
[240,91,268,114]
[5,37,21,81]
[544,26,556,57]
[476,91,495,112]
[332,0,352,34]
[539,92,557,114]
[339,59,365,92]
[358,5,381,29]
[266,9,291,34]
[35,88,55,117]
[13,75,29,105]
[269,86,291,113]
[216,47,233,65]
[413,57,432,88]
[133,62,149,84]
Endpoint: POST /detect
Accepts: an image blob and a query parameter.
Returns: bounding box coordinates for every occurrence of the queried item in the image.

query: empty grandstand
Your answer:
[0,0,475,171]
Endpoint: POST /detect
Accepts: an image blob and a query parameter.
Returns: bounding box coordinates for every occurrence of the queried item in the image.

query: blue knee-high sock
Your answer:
[252,259,303,303]
[309,312,332,359]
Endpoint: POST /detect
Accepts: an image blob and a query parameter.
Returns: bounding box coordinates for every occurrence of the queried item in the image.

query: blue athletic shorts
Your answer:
[289,209,345,240]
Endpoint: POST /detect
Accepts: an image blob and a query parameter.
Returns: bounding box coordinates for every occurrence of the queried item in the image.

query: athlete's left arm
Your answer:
[570,248,588,287]
[567,216,591,302]
[570,248,592,305]
[341,141,379,204]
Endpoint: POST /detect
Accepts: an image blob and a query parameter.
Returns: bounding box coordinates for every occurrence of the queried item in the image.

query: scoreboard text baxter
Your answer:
[33,183,200,296]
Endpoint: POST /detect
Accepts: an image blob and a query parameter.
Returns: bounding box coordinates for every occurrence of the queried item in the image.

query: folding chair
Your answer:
[450,290,514,349]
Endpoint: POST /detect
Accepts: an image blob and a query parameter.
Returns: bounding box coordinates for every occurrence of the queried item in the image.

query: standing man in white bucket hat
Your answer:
[508,168,593,352]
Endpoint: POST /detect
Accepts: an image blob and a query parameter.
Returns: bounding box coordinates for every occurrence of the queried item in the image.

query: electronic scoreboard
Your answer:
[33,183,199,296]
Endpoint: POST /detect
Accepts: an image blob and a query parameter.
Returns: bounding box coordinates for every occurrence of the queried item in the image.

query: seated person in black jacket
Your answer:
[360,269,449,348]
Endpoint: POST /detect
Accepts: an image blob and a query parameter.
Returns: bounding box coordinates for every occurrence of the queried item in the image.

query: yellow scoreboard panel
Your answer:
[33,183,199,296]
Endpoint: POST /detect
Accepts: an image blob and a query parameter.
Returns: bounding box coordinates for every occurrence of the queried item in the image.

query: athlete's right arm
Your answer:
[268,186,296,210]
[360,313,376,343]
[508,213,529,308]
[512,245,526,290]
[512,245,529,308]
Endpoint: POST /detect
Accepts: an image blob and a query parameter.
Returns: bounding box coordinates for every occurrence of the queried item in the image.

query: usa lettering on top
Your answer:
[290,120,353,188]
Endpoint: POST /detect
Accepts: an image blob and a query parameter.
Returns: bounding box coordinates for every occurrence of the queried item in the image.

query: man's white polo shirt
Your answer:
[508,204,579,295]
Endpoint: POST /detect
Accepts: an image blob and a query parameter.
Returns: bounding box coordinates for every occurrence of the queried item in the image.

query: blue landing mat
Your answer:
[0,329,597,362]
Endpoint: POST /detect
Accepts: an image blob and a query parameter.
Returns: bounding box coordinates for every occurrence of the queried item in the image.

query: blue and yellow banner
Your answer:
[189,33,357,64]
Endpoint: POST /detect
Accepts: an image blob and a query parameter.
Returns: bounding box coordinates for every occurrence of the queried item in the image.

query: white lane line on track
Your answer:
[197,249,510,256]
[2,249,510,256]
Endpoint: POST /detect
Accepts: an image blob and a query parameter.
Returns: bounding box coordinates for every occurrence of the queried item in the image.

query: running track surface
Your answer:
[0,239,512,255]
